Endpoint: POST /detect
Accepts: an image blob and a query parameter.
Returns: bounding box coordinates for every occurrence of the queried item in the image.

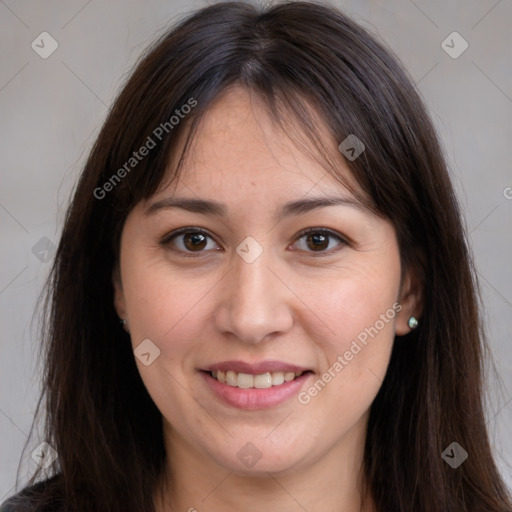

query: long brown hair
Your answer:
[11,1,511,511]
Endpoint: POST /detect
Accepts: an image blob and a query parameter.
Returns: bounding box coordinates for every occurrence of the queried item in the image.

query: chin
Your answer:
[224,455,301,476]
[205,439,308,476]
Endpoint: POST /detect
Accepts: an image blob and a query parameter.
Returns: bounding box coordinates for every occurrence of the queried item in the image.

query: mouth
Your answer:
[206,369,309,389]
[199,361,314,410]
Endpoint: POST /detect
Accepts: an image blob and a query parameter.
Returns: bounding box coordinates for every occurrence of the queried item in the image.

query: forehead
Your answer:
[160,85,364,201]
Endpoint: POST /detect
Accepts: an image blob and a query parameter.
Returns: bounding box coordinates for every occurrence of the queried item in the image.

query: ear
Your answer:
[395,264,423,336]
[112,265,128,329]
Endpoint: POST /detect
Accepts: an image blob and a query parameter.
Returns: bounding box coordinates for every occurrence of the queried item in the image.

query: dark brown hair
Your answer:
[8,1,511,511]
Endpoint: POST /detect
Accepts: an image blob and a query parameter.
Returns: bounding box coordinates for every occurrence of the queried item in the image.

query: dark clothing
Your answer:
[1,477,59,512]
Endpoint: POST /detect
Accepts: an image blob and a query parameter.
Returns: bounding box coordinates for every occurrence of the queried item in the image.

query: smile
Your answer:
[209,370,305,389]
[200,367,313,410]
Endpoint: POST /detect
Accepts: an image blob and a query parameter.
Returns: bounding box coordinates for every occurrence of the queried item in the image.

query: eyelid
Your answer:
[159,226,216,245]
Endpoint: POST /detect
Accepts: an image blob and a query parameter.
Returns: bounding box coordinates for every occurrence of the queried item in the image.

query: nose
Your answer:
[214,247,294,345]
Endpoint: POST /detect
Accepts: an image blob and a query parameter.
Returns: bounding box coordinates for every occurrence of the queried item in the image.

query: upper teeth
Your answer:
[211,370,304,389]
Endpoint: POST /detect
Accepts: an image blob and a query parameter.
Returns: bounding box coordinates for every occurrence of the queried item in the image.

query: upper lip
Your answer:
[202,360,311,374]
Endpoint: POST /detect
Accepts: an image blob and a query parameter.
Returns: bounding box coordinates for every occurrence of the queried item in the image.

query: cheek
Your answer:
[303,256,400,342]
[298,256,400,403]
[121,254,220,363]
[119,258,215,422]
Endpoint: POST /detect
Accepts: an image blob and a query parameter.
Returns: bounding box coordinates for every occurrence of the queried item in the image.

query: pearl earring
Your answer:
[408,316,418,329]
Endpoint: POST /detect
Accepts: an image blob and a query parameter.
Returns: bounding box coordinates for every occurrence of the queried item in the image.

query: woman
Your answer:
[2,1,511,511]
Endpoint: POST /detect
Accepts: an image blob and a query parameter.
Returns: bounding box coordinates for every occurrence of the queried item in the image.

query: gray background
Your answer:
[1,0,511,501]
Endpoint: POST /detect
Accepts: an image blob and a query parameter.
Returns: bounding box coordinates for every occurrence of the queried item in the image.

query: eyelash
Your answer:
[159,227,349,258]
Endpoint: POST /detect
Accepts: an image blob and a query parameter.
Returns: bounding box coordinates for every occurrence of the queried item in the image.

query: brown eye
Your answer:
[161,228,220,257]
[305,233,329,251]
[293,229,347,255]
[183,232,208,251]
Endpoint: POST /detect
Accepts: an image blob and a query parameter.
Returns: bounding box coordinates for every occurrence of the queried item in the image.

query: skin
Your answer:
[113,86,422,512]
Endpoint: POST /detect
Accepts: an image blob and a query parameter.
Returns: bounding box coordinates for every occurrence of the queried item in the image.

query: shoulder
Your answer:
[0,476,61,512]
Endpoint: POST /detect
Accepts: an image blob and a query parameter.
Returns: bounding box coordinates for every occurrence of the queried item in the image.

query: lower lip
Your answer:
[201,371,312,410]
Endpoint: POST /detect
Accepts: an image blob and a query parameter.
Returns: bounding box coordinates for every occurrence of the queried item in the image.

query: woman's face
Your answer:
[114,86,420,476]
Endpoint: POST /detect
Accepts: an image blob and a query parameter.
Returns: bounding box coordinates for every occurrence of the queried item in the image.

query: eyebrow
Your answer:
[145,195,371,220]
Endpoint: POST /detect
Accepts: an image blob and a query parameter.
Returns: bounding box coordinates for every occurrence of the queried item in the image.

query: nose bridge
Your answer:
[215,239,293,343]
[235,253,273,308]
